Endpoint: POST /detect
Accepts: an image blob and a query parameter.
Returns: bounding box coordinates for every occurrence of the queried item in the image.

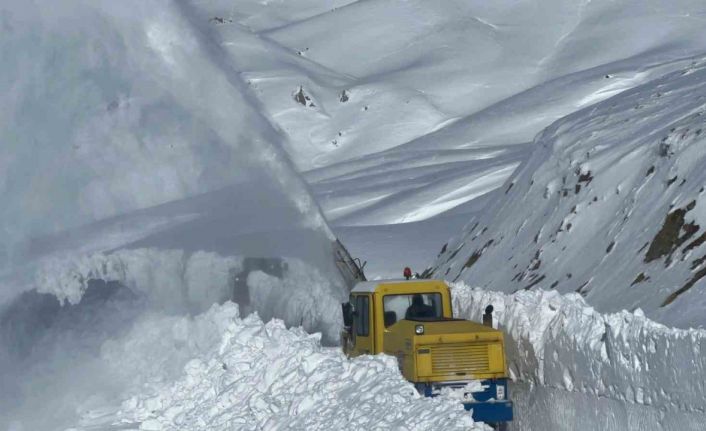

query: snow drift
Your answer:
[450,283,706,430]
[434,57,706,328]
[68,302,485,431]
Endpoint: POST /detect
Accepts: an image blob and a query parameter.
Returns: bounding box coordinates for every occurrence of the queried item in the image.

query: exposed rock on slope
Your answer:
[434,59,706,328]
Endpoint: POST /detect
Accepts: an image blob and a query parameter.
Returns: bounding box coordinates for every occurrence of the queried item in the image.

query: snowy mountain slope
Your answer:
[450,283,706,430]
[434,58,706,329]
[69,302,486,431]
[197,1,706,283]
[259,0,706,157]
[161,3,706,289]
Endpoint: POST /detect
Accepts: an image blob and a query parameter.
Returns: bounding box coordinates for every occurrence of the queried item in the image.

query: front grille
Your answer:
[430,343,489,375]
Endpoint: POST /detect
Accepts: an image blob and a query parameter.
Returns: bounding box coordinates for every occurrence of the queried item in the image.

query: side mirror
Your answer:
[341,302,353,327]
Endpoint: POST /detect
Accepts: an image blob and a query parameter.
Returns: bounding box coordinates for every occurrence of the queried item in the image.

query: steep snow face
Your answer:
[450,283,706,430]
[68,302,485,431]
[0,0,331,274]
[434,60,706,328]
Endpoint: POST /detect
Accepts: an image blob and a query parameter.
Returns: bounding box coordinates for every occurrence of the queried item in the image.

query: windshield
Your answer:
[383,293,442,326]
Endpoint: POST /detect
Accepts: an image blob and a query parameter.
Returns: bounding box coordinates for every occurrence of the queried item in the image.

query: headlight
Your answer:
[415,325,425,335]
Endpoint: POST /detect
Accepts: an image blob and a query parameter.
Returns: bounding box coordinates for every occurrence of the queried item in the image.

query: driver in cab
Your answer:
[405,294,435,320]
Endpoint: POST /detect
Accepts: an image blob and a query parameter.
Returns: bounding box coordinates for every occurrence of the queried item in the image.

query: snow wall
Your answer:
[450,283,706,430]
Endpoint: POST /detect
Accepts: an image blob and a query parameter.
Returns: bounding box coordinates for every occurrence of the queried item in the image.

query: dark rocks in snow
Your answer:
[578,171,593,184]
[419,267,434,279]
[576,280,590,296]
[294,86,316,108]
[631,273,649,286]
[340,90,349,102]
[606,241,615,254]
[465,250,483,269]
[209,16,233,24]
[691,255,706,270]
[523,274,545,290]
[445,245,464,263]
[464,240,494,269]
[659,142,672,158]
[529,258,541,271]
[662,265,706,306]
[294,87,308,105]
[683,231,706,255]
[645,201,699,263]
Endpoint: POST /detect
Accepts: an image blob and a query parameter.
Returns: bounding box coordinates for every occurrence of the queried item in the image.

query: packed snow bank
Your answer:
[32,248,344,343]
[70,302,485,431]
[434,57,706,328]
[450,283,706,430]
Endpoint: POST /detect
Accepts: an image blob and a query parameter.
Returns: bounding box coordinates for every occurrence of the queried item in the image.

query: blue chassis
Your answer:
[418,378,514,424]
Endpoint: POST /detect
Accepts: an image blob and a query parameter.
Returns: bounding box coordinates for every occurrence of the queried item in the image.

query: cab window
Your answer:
[383,293,442,326]
[355,296,370,336]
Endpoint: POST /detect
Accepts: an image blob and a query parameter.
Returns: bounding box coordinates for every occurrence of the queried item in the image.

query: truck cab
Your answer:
[341,279,513,426]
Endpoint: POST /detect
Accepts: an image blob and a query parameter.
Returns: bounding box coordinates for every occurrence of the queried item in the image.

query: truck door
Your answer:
[352,294,374,355]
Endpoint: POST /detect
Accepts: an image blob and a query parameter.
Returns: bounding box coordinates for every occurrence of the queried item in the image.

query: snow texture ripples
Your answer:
[70,302,485,431]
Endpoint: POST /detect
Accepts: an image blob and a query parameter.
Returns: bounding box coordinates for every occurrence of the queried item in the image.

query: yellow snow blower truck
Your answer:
[341,279,513,427]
